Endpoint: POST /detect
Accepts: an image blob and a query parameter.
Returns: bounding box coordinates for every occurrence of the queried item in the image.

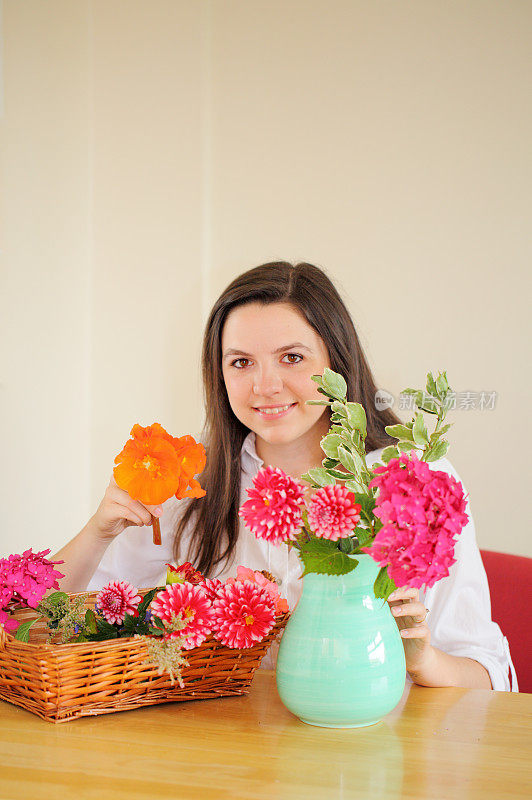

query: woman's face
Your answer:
[221,302,331,450]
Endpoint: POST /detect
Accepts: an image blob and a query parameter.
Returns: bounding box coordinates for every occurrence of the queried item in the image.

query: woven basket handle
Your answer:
[0,624,7,649]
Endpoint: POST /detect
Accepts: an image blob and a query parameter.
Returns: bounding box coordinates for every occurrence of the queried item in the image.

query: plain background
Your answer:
[1,1,530,559]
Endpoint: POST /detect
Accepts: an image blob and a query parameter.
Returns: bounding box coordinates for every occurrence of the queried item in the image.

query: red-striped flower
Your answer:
[212,581,276,649]
[239,466,304,545]
[150,583,215,648]
[96,580,142,625]
[306,484,361,541]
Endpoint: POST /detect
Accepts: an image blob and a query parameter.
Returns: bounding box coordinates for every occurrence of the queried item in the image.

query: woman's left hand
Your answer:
[388,587,432,675]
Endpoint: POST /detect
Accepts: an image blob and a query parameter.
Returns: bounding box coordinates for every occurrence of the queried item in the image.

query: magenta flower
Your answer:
[201,578,224,602]
[363,452,469,589]
[150,583,215,648]
[239,466,305,545]
[212,581,276,649]
[0,549,64,610]
[306,485,362,541]
[95,580,142,625]
[0,609,20,634]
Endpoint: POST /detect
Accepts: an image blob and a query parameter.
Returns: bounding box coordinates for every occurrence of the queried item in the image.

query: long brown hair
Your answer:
[173,262,402,576]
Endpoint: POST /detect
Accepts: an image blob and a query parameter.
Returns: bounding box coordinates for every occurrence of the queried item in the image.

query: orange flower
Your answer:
[172,435,207,500]
[113,424,206,506]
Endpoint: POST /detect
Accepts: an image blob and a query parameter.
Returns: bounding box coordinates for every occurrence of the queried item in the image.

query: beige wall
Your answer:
[1,0,530,559]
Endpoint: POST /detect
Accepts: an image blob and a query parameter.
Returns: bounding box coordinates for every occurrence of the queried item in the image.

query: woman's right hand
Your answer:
[91,476,163,541]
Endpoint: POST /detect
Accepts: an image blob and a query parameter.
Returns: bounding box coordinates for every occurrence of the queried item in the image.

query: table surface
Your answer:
[0,671,530,800]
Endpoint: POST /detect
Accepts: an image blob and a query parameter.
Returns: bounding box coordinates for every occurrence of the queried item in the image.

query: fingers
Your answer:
[106,478,163,523]
[399,623,430,639]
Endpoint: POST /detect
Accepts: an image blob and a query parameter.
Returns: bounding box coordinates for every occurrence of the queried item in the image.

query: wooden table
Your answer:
[0,671,530,800]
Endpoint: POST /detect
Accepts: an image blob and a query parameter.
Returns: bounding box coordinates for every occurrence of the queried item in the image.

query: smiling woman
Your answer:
[52,262,517,689]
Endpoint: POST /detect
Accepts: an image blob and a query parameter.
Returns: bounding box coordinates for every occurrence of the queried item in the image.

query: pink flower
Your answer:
[226,566,289,614]
[96,580,142,625]
[306,485,361,541]
[0,549,64,610]
[150,583,215,648]
[363,452,469,589]
[212,581,276,649]
[202,578,224,602]
[0,609,19,634]
[239,466,305,545]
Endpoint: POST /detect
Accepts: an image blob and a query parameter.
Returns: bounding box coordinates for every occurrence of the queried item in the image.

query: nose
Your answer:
[252,364,283,397]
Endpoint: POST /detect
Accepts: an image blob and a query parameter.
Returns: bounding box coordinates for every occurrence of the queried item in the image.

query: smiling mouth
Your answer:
[253,403,296,416]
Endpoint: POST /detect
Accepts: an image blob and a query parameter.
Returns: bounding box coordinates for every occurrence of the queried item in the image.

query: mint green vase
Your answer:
[276,555,406,728]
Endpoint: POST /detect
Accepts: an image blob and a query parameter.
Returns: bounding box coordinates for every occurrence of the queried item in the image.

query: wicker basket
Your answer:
[0,589,289,723]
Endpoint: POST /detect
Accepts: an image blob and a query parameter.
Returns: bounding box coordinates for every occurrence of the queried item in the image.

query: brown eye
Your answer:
[282,353,303,364]
[231,358,251,368]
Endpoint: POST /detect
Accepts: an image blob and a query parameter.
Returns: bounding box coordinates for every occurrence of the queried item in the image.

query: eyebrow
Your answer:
[223,342,312,358]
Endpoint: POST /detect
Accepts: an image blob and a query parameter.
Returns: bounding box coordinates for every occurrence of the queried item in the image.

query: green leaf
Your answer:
[337,446,358,474]
[137,588,158,618]
[429,423,451,442]
[418,398,439,415]
[372,567,397,601]
[43,591,69,606]
[331,400,347,417]
[338,537,355,554]
[426,372,437,397]
[397,440,418,453]
[353,492,376,518]
[344,477,365,492]
[345,403,367,436]
[424,440,449,462]
[306,400,331,406]
[320,434,343,459]
[302,467,337,487]
[352,527,373,548]
[14,618,39,643]
[381,445,399,464]
[321,368,348,401]
[436,372,449,399]
[412,413,429,447]
[385,424,414,442]
[84,609,98,634]
[299,539,358,576]
[401,388,417,395]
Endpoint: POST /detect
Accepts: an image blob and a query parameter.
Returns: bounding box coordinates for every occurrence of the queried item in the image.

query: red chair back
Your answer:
[480,549,532,693]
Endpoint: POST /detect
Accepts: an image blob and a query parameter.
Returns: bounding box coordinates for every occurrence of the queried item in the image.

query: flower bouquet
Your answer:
[239,367,470,727]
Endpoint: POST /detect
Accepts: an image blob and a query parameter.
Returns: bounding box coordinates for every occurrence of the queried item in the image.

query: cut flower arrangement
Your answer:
[0,555,289,695]
[240,368,469,600]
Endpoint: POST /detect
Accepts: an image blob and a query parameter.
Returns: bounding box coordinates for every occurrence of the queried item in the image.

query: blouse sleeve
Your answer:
[423,458,518,692]
[86,496,192,591]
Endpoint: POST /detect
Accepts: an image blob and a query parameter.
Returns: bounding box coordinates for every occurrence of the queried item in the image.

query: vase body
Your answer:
[276,555,406,728]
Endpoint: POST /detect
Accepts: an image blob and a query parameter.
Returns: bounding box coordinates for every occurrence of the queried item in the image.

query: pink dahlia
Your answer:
[363,452,469,589]
[202,577,224,602]
[150,582,215,648]
[0,548,64,610]
[96,580,142,625]
[239,466,305,545]
[306,485,361,541]
[226,566,289,614]
[212,580,276,649]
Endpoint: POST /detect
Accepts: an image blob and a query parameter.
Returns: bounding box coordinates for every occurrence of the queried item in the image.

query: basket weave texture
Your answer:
[0,589,289,723]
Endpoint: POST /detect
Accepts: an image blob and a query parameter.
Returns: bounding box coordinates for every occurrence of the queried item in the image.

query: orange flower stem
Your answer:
[152,517,162,546]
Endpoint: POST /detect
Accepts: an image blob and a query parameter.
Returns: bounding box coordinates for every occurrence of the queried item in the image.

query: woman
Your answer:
[53,262,517,690]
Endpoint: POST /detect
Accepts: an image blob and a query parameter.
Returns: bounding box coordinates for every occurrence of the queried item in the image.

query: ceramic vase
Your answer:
[276,554,406,728]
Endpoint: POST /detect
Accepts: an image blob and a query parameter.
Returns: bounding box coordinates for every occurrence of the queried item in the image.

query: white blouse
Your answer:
[88,432,518,691]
